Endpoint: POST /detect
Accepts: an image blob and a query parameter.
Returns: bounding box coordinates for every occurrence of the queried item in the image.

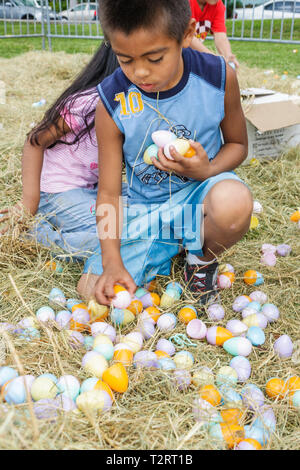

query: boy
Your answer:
[189,0,239,69]
[77,0,252,306]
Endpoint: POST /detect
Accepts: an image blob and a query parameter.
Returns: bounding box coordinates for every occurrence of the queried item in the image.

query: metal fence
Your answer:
[0,0,299,47]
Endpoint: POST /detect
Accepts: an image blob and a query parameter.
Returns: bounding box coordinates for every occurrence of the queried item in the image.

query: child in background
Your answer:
[189,0,239,69]
[77,0,252,305]
[1,43,124,259]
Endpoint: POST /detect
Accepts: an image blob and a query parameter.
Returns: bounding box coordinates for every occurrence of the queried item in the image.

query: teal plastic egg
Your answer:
[80,377,99,394]
[223,337,252,357]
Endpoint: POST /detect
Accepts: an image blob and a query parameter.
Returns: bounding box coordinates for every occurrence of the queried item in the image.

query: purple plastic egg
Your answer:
[173,370,191,391]
[67,330,84,349]
[33,398,58,421]
[54,394,77,412]
[232,295,251,312]
[229,356,251,382]
[139,293,154,308]
[157,313,177,332]
[138,320,156,339]
[207,304,225,321]
[156,338,176,356]
[274,335,294,358]
[242,306,259,319]
[56,310,72,329]
[241,384,265,410]
[133,351,158,369]
[90,322,116,342]
[249,291,268,304]
[261,304,279,323]
[226,319,248,336]
[260,252,277,267]
[276,244,291,257]
[186,319,207,339]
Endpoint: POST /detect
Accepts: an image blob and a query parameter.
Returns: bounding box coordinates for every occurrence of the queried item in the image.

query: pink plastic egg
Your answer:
[261,243,276,254]
[260,252,277,267]
[186,319,207,339]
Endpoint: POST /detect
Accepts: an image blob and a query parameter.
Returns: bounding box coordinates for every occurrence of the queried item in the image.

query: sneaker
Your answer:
[184,260,219,305]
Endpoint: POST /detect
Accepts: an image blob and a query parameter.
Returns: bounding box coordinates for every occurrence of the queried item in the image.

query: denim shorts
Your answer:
[83,172,244,286]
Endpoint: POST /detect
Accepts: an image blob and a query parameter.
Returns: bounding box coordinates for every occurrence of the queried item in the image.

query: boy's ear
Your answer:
[182,18,196,48]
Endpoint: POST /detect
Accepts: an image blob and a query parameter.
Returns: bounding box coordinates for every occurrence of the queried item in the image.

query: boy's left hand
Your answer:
[152,140,212,181]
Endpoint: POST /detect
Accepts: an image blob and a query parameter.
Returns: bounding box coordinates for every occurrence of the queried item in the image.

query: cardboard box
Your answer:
[241,88,300,164]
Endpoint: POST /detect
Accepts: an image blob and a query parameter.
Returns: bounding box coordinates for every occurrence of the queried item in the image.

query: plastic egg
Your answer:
[265,378,287,399]
[250,216,258,229]
[252,406,276,433]
[36,306,55,324]
[248,301,262,312]
[192,367,214,386]
[155,350,170,359]
[55,310,71,329]
[82,351,108,379]
[143,306,161,322]
[276,244,291,257]
[290,210,300,222]
[273,335,293,358]
[113,343,134,366]
[31,376,58,401]
[0,366,18,387]
[232,295,252,312]
[143,143,159,165]
[66,330,84,349]
[134,287,148,299]
[160,293,178,308]
[173,370,191,390]
[140,292,160,308]
[199,384,222,406]
[157,313,177,332]
[4,375,35,404]
[122,331,144,353]
[242,313,268,329]
[84,336,94,351]
[49,287,66,307]
[178,305,197,324]
[241,384,265,409]
[33,398,58,421]
[217,272,235,289]
[76,390,112,415]
[236,438,262,450]
[71,303,88,313]
[229,356,251,382]
[18,327,40,342]
[219,263,234,274]
[0,323,15,333]
[57,375,80,400]
[127,298,143,315]
[102,363,129,393]
[246,326,265,346]
[88,300,109,322]
[290,390,300,408]
[219,385,243,407]
[261,303,279,322]
[80,377,99,394]
[226,319,248,337]
[133,351,158,369]
[206,326,233,346]
[54,394,77,412]
[156,338,175,356]
[244,425,270,446]
[70,308,90,332]
[241,306,260,319]
[223,337,252,357]
[186,318,207,339]
[139,311,155,324]
[66,298,82,311]
[90,322,116,342]
[112,285,132,309]
[17,317,37,329]
[216,366,238,387]
[39,373,58,383]
[166,281,183,294]
[158,358,176,370]
[261,243,276,254]
[249,291,268,304]
[164,138,190,160]
[243,270,264,286]
[207,304,225,321]
[220,408,243,425]
[93,334,114,361]
[173,351,194,369]
[151,129,176,148]
[286,375,300,393]
[138,320,156,339]
[111,308,135,326]
[209,422,245,449]
[253,200,263,214]
[192,397,222,427]
[260,251,277,267]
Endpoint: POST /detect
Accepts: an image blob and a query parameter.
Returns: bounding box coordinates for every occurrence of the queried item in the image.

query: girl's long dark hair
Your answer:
[30,42,119,148]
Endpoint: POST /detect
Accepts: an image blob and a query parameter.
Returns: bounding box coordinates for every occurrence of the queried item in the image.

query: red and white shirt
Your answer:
[189,0,227,42]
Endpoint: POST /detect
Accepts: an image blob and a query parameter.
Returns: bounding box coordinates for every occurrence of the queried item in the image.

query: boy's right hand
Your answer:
[93,262,137,306]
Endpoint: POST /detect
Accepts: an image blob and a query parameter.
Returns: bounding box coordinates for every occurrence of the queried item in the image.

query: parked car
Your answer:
[21,0,52,10]
[0,0,60,20]
[235,0,300,19]
[60,2,97,22]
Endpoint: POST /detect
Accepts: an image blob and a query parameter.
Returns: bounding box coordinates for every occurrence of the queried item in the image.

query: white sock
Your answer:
[186,253,216,266]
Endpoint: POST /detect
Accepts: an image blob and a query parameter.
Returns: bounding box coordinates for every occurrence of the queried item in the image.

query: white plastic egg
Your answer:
[226,319,248,337]
[90,322,116,342]
[261,303,279,322]
[57,375,80,400]
[36,306,55,324]
[232,295,251,312]
[151,130,176,148]
[157,313,177,332]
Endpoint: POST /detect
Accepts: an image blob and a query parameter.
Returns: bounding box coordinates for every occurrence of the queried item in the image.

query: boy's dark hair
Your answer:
[100,0,191,43]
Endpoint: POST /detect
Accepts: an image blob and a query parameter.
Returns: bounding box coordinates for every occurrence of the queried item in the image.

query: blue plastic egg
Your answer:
[49,287,66,307]
[219,385,243,407]
[244,424,270,446]
[248,301,261,312]
[246,326,265,346]
[0,366,18,387]
[84,336,94,351]
[158,358,176,370]
[57,375,80,400]
[252,406,276,433]
[5,375,35,404]
[80,377,99,394]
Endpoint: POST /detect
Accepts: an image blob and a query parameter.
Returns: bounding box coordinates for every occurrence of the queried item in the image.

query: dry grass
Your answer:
[0,52,299,450]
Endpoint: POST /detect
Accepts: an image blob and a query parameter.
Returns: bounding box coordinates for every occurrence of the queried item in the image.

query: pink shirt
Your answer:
[40,89,99,193]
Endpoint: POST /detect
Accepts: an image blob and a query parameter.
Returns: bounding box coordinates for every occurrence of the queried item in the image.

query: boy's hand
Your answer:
[93,262,136,306]
[152,140,212,181]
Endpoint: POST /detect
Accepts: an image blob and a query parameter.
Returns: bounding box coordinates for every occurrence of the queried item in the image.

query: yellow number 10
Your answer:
[114,91,144,117]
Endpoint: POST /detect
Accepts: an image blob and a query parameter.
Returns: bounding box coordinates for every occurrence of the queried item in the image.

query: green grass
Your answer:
[0,19,300,76]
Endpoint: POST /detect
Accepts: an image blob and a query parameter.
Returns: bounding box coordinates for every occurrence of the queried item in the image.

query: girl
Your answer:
[1,42,124,260]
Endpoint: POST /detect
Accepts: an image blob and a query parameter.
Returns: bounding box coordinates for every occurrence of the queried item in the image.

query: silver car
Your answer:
[60,2,98,22]
[0,0,60,20]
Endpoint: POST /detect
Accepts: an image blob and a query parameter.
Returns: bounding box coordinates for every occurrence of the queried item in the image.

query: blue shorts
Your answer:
[83,172,245,286]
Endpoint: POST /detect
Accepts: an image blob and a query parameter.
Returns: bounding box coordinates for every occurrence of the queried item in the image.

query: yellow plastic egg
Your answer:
[76,390,112,415]
[184,147,196,158]
[290,210,300,222]
[192,368,215,387]
[31,376,58,401]
[220,408,243,425]
[88,300,109,322]
[155,350,171,359]
[250,215,259,230]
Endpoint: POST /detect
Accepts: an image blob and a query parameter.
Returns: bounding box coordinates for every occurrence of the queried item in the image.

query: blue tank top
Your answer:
[97,48,226,204]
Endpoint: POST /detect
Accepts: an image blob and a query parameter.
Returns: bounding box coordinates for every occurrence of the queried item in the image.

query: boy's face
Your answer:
[109,20,195,93]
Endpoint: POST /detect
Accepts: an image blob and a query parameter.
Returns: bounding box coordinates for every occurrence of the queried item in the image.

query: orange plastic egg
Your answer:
[184,147,196,158]
[220,422,245,449]
[290,210,300,222]
[72,303,88,312]
[237,438,262,450]
[178,306,197,324]
[149,292,161,306]
[70,319,90,333]
[102,363,129,393]
[199,384,222,406]
[146,280,157,292]
[94,380,114,401]
[155,350,170,359]
[1,380,12,401]
[220,408,243,425]
[113,348,134,366]
[144,306,161,322]
[127,299,143,315]
[286,376,300,394]
[266,378,287,399]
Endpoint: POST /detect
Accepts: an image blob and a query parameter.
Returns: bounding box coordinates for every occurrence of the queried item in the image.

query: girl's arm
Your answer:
[93,101,136,305]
